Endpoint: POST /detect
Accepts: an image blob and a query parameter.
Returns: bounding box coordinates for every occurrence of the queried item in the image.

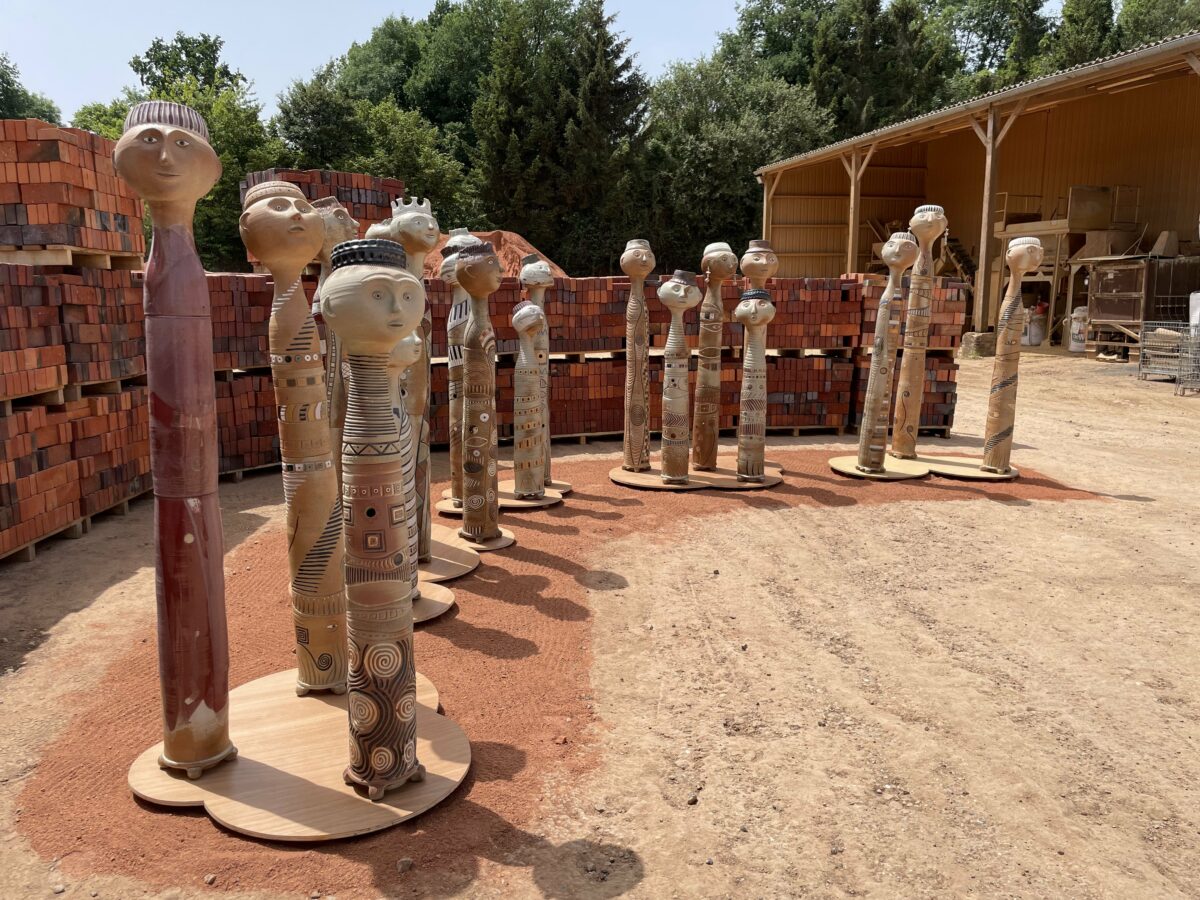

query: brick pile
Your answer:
[71,387,150,516]
[209,273,273,370]
[57,268,145,384]
[215,374,277,473]
[0,119,144,255]
[848,353,959,433]
[856,274,970,350]
[0,265,66,400]
[239,169,403,236]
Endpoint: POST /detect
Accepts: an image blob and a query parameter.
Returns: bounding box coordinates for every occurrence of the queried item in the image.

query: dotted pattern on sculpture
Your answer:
[460,300,501,541]
[622,278,651,471]
[734,290,775,481]
[982,293,1025,472]
[692,283,724,470]
[446,295,471,503]
[512,302,546,498]
[661,309,692,483]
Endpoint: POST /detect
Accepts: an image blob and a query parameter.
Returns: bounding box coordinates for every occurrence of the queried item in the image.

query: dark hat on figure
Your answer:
[890,232,918,244]
[457,241,496,260]
[746,239,773,251]
[741,287,771,301]
[914,204,945,215]
[122,100,210,142]
[521,253,541,266]
[330,239,408,271]
[670,270,698,287]
[242,180,306,210]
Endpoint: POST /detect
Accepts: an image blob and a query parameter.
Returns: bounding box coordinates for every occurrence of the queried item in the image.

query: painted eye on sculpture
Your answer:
[142,135,159,144]
[297,201,312,213]
[372,290,384,301]
[175,138,190,148]
[269,198,288,211]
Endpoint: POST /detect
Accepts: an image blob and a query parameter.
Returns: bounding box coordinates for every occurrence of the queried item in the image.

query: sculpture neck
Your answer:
[406,252,427,279]
[885,269,906,300]
[268,264,307,298]
[1004,267,1027,304]
[468,293,490,317]
[749,276,769,290]
[450,284,468,306]
[526,285,547,310]
[146,199,198,232]
[345,353,400,450]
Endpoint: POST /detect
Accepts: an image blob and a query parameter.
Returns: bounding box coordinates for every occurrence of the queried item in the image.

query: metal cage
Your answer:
[1138,322,1189,382]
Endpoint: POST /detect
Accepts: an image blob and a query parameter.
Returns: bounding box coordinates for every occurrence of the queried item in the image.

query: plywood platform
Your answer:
[828,455,930,480]
[413,581,455,623]
[128,669,469,842]
[435,489,562,515]
[610,459,783,491]
[919,454,1020,481]
[420,528,481,584]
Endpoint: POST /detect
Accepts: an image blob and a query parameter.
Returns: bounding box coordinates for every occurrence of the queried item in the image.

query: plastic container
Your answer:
[1069,306,1088,352]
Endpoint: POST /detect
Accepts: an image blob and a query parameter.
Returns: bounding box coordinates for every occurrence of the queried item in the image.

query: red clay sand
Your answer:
[18,450,1094,898]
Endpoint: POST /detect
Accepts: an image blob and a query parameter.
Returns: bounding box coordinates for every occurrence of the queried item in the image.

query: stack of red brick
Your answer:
[0,119,144,254]
[0,265,66,400]
[215,373,276,472]
[856,274,970,350]
[209,272,273,370]
[240,169,403,237]
[58,268,145,384]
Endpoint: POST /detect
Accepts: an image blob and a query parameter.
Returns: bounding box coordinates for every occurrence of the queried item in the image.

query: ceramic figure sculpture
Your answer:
[113,100,236,778]
[312,198,360,482]
[659,271,703,484]
[512,302,547,498]
[240,181,347,697]
[890,205,948,459]
[733,289,776,482]
[519,254,563,490]
[740,240,779,291]
[692,242,738,470]
[620,239,655,472]
[390,198,439,564]
[364,219,392,240]
[320,239,426,801]
[456,243,505,543]
[443,229,484,507]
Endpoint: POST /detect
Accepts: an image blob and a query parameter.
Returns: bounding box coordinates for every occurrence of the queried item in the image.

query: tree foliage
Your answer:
[0,52,61,124]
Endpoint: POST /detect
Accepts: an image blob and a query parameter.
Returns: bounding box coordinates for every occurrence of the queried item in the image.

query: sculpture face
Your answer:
[392,209,440,254]
[740,247,779,282]
[658,278,702,314]
[513,303,546,335]
[439,253,459,285]
[620,242,655,279]
[457,251,503,296]
[701,246,738,280]
[908,206,948,244]
[315,203,359,258]
[881,235,920,271]
[1007,240,1044,274]
[519,258,553,288]
[239,193,323,272]
[734,294,776,328]
[113,124,221,205]
[321,266,425,355]
[390,329,424,369]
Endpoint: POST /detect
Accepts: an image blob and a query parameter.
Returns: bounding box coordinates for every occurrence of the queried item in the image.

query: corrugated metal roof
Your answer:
[756,29,1200,175]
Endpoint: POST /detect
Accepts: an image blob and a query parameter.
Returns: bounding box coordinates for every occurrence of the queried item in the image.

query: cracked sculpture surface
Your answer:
[890,204,948,459]
[857,233,919,473]
[659,271,703,484]
[620,239,655,472]
[312,198,360,483]
[519,254,555,485]
[389,330,424,608]
[733,289,776,482]
[240,181,347,697]
[114,100,237,778]
[389,198,439,563]
[512,302,548,498]
[692,242,738,470]
[983,237,1044,474]
[456,243,504,542]
[320,238,427,801]
[442,229,483,507]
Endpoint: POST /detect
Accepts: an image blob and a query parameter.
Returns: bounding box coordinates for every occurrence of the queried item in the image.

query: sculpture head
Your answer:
[439,252,460,286]
[389,328,424,371]
[739,239,779,283]
[320,240,424,355]
[113,101,221,207]
[881,231,919,273]
[313,197,360,261]
[512,300,546,337]
[389,196,439,254]
[908,204,948,245]
[445,226,481,254]
[519,253,553,289]
[620,239,655,280]
[455,242,503,296]
[734,287,776,329]
[1006,236,1044,275]
[364,219,392,240]
[239,181,323,273]
[658,270,702,314]
[701,242,738,281]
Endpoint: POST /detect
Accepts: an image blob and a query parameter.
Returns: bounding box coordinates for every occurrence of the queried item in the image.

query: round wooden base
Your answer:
[456,526,516,552]
[497,480,567,506]
[918,455,1020,481]
[435,489,562,515]
[128,669,469,843]
[609,459,782,491]
[420,527,481,584]
[442,479,572,499]
[828,455,931,481]
[413,582,455,623]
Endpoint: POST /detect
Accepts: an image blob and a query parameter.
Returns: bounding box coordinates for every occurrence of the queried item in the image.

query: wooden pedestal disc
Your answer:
[413,582,455,623]
[919,455,1020,481]
[828,455,930,480]
[435,489,562,515]
[608,467,707,491]
[128,669,469,842]
[456,526,516,552]
[544,479,573,494]
[419,537,480,584]
[497,481,567,507]
[609,460,782,491]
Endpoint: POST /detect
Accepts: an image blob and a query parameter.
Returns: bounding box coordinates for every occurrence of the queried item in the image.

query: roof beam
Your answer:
[1186,51,1200,77]
[995,97,1029,146]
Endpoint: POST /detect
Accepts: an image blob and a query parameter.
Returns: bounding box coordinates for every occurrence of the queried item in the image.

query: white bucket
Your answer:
[1069,306,1088,352]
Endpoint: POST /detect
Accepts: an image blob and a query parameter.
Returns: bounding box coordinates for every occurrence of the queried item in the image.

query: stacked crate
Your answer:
[0,119,144,259]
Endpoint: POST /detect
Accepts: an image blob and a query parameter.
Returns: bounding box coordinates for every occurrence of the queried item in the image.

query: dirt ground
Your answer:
[1,352,1198,899]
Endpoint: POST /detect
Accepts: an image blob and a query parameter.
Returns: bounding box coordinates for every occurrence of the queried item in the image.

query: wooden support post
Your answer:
[842,145,876,275]
[972,106,998,328]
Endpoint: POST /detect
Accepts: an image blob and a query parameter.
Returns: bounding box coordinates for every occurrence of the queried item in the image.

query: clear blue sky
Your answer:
[4,1,741,122]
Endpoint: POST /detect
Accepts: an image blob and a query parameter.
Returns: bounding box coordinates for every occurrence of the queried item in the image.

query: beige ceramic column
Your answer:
[239,182,347,697]
[889,205,948,459]
[519,255,558,487]
[733,289,776,481]
[692,242,738,470]
[443,229,484,507]
[659,271,703,484]
[512,303,547,498]
[982,237,1044,474]
[620,239,656,472]
[320,239,426,801]
[456,243,504,543]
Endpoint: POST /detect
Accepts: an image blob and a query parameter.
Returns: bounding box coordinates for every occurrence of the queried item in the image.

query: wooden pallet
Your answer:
[0,487,149,564]
[219,461,279,483]
[0,244,144,271]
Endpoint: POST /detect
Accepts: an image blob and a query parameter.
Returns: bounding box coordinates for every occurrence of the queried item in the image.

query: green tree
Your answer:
[72,87,148,139]
[0,52,62,123]
[1115,0,1200,48]
[931,0,1050,91]
[130,33,245,95]
[1042,0,1115,71]
[645,58,832,271]
[274,64,367,169]
[337,15,428,105]
[718,0,835,86]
